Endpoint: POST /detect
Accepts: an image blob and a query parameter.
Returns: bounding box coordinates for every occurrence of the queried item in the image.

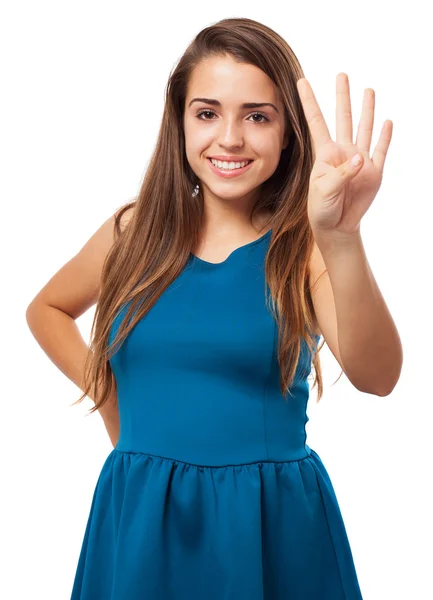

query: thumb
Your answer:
[337,153,364,182]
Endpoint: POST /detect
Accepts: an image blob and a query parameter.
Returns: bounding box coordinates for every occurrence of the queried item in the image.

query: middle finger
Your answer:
[336,73,353,145]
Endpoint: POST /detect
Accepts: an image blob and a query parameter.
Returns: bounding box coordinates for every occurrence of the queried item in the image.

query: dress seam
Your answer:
[262,315,277,462]
[112,447,311,469]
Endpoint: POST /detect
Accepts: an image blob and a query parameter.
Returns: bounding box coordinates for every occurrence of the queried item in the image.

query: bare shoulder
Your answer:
[308,241,345,370]
[26,201,137,320]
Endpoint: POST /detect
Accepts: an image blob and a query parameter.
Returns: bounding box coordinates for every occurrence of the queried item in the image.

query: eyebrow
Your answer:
[188,97,279,114]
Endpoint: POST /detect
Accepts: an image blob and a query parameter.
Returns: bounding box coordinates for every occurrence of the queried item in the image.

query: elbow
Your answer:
[25,301,37,320]
[25,299,43,328]
[358,384,395,397]
[25,303,34,324]
[378,375,401,397]
[354,350,403,398]
[378,354,403,397]
[359,372,402,397]
[373,386,396,397]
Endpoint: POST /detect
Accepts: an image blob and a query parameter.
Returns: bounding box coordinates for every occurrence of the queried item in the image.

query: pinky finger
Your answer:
[372,120,393,175]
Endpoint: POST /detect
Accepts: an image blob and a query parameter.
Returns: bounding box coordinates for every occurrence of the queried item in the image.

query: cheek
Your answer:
[191,127,213,149]
[185,128,211,160]
[184,133,208,176]
[252,129,282,154]
[185,118,205,140]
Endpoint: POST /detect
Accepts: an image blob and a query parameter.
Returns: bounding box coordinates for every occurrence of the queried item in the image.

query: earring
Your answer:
[192,183,199,198]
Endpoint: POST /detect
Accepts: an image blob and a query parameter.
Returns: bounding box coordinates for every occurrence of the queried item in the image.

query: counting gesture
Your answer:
[297,73,393,238]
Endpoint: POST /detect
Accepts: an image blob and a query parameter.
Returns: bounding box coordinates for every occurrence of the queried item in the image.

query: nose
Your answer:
[217,117,244,149]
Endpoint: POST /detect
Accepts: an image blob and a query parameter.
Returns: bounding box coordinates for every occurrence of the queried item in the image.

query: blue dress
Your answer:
[71,228,363,599]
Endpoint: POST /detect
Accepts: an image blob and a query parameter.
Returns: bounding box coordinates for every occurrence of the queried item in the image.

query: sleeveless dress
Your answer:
[70,228,363,599]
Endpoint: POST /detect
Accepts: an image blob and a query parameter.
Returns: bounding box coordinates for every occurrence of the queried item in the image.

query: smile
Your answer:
[207,157,254,178]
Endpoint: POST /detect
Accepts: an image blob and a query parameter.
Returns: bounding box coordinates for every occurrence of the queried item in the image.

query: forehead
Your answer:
[186,55,280,106]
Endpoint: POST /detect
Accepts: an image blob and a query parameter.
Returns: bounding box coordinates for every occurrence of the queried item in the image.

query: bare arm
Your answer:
[26,303,120,446]
[313,230,402,396]
[25,206,135,447]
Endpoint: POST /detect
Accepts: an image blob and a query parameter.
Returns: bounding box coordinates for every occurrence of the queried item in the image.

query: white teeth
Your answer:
[210,158,251,170]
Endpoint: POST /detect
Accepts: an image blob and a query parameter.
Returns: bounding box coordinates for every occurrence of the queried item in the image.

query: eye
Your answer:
[196,110,270,124]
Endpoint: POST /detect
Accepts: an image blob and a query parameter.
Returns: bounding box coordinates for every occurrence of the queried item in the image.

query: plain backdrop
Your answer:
[1,1,431,598]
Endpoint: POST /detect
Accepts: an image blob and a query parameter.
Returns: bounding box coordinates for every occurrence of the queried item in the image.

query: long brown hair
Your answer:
[74,17,342,415]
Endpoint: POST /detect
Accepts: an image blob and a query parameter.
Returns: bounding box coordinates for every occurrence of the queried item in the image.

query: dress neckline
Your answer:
[190,228,272,267]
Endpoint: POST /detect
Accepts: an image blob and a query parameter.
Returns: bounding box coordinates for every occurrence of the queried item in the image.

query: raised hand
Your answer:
[296,73,393,239]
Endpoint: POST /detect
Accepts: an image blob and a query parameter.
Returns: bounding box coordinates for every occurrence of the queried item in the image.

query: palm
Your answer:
[297,73,393,236]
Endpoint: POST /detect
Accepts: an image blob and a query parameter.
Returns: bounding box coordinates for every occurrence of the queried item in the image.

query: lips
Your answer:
[206,156,255,178]
[208,158,253,165]
[208,156,254,163]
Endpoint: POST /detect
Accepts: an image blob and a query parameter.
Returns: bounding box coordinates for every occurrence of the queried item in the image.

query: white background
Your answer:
[1,1,431,598]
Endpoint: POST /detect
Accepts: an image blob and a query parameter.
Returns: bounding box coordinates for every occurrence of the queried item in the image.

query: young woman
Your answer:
[26,17,402,599]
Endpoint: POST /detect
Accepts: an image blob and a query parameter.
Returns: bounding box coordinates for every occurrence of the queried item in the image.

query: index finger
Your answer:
[297,78,332,149]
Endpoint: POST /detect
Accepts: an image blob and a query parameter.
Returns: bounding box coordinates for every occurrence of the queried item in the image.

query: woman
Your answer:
[26,17,402,599]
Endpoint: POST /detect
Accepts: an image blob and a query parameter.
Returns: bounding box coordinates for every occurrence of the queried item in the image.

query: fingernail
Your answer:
[352,154,362,167]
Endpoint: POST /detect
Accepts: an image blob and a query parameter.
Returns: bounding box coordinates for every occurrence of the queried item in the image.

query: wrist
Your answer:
[312,227,362,253]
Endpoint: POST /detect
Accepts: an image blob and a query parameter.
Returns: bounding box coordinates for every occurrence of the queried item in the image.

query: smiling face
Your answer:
[183,54,289,210]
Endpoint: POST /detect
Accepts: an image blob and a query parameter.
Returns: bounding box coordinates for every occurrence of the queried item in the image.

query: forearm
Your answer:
[315,230,403,396]
[26,302,120,445]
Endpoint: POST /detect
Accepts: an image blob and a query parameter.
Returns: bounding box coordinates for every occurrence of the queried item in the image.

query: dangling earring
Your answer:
[192,183,200,198]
